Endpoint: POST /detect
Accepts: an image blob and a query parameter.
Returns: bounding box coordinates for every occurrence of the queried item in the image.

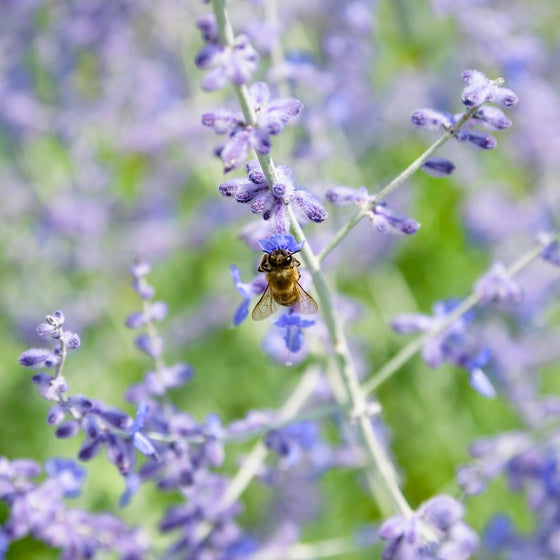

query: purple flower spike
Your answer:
[258,233,304,254]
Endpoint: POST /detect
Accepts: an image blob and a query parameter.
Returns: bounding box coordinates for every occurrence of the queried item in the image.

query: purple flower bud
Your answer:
[18,348,57,369]
[11,459,41,479]
[51,310,65,324]
[130,262,151,278]
[493,87,518,108]
[68,395,92,415]
[456,464,488,496]
[81,415,100,438]
[131,278,155,300]
[325,185,370,206]
[371,204,420,235]
[196,14,219,43]
[539,236,560,266]
[126,312,147,329]
[464,132,497,150]
[36,322,55,338]
[264,430,291,456]
[234,181,267,203]
[219,129,251,172]
[148,301,168,322]
[79,437,104,461]
[95,407,130,430]
[55,419,81,439]
[201,109,239,134]
[461,69,493,107]
[474,106,512,131]
[246,160,267,185]
[379,516,408,540]
[47,405,66,425]
[421,495,464,531]
[411,109,452,130]
[135,333,163,359]
[422,157,455,178]
[62,331,81,349]
[292,190,328,223]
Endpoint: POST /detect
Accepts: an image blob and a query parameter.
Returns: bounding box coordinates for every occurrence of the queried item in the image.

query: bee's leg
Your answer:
[293,257,301,268]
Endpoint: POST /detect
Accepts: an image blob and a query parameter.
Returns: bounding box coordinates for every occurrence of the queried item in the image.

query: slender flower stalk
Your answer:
[318,104,481,264]
[363,236,559,394]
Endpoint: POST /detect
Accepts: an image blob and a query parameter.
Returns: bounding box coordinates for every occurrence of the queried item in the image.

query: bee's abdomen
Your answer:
[272,287,299,307]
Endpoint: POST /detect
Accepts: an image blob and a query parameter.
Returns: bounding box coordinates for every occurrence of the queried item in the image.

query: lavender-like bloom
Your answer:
[219,160,327,232]
[379,494,479,560]
[230,265,267,326]
[0,456,148,558]
[273,311,316,353]
[203,82,302,172]
[195,14,258,91]
[325,185,370,206]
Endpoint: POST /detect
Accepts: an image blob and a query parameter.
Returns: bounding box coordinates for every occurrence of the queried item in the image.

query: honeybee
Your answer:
[252,246,318,321]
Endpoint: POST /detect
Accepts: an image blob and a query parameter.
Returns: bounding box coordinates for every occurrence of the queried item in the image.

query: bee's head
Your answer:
[269,249,293,267]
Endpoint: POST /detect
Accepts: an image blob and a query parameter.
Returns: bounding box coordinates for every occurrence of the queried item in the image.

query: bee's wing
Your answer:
[292,282,319,315]
[251,285,279,321]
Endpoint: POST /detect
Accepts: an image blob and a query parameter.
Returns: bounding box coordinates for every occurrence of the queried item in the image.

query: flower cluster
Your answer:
[0,456,148,559]
[380,495,479,560]
[219,160,327,234]
[411,70,518,162]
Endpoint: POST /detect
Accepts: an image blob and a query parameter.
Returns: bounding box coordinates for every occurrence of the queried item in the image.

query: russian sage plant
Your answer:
[3,1,560,559]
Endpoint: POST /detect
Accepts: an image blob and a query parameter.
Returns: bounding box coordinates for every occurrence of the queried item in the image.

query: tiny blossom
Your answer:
[273,311,316,353]
[219,160,327,232]
[195,14,258,91]
[538,233,560,266]
[18,348,58,369]
[475,262,523,305]
[369,204,421,235]
[135,333,163,359]
[461,69,519,108]
[128,402,157,457]
[230,265,267,326]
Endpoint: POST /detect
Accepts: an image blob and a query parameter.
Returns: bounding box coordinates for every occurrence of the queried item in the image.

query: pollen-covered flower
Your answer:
[195,14,258,91]
[202,82,302,172]
[219,160,327,233]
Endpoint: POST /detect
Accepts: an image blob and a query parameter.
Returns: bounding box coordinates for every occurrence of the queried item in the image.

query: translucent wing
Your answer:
[251,285,279,321]
[292,283,319,315]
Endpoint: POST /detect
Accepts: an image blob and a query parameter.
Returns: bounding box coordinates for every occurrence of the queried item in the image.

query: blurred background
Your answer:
[1,0,560,557]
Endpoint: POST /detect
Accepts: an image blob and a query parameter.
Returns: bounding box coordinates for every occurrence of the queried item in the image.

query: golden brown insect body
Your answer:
[252,249,318,321]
